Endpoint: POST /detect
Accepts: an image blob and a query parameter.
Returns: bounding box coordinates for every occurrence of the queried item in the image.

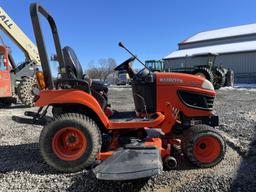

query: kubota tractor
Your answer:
[14,4,226,180]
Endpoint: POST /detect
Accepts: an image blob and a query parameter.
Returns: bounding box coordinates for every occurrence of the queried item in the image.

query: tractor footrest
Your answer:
[24,111,39,118]
[12,115,51,126]
[93,147,163,181]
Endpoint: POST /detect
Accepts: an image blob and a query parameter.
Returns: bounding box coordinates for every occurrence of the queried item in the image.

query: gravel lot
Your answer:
[0,86,255,192]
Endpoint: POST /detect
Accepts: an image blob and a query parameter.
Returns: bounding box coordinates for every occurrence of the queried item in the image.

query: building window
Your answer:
[0,53,7,71]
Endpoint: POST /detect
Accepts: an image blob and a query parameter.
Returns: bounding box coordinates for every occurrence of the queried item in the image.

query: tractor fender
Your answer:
[35,89,109,127]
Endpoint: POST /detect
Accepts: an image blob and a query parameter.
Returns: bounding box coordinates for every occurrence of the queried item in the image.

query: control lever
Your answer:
[135,93,149,120]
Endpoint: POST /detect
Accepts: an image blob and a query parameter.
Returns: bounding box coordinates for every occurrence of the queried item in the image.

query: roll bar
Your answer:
[30,3,65,89]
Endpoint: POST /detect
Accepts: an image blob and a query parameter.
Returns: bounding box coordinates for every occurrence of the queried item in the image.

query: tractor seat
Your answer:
[62,46,108,93]
[62,46,108,108]
[63,46,83,79]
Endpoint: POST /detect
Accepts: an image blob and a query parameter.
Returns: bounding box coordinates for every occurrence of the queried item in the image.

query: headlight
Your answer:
[202,79,214,90]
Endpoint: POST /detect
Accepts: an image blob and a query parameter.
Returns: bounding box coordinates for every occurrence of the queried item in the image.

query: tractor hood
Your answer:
[155,72,215,93]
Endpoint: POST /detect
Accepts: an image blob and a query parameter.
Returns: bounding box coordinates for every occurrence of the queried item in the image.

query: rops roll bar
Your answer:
[30,3,66,89]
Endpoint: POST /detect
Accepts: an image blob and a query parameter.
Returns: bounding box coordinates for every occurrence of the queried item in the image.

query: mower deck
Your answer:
[93,145,163,180]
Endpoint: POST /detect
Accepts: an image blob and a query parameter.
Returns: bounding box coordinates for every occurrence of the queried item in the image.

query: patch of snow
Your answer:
[220,84,256,92]
[234,83,256,88]
[165,41,256,59]
[220,86,235,90]
[182,23,256,44]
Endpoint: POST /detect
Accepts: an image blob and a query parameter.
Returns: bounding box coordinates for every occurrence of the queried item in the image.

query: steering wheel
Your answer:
[114,57,136,78]
[135,67,151,80]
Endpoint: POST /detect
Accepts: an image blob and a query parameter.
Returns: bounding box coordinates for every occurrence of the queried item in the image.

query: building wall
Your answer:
[164,51,256,83]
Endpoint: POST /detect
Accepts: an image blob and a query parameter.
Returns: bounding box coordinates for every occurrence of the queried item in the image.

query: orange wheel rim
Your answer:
[52,127,87,161]
[193,136,221,163]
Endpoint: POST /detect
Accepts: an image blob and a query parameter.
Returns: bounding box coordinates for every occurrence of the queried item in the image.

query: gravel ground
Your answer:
[0,86,255,191]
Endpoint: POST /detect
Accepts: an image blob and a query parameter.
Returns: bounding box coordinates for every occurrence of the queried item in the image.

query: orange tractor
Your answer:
[14,3,226,180]
[0,45,12,103]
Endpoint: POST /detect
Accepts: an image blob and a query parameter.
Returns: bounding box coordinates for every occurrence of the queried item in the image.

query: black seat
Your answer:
[63,46,83,79]
[63,46,108,91]
[62,46,108,109]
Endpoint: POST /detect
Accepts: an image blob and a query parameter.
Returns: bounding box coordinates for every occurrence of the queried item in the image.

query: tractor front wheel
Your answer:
[17,76,39,107]
[182,124,226,168]
[39,113,102,173]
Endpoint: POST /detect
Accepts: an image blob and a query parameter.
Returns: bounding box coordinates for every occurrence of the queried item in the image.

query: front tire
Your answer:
[182,124,226,168]
[39,113,102,173]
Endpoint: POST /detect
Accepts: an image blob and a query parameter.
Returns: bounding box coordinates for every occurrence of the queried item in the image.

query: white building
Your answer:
[164,24,256,83]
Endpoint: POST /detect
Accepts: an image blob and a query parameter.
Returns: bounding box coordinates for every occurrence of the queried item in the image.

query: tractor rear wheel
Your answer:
[17,76,38,107]
[182,124,226,168]
[193,68,214,83]
[225,69,234,87]
[213,68,226,90]
[39,113,102,173]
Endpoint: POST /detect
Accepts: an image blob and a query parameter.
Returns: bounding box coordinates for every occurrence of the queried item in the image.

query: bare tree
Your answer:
[99,58,117,81]
[87,67,101,79]
[86,58,117,82]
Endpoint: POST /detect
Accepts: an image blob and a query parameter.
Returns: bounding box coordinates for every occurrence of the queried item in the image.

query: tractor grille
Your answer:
[178,90,214,110]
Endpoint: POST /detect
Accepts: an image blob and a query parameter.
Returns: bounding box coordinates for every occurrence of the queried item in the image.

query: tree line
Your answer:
[86,58,117,82]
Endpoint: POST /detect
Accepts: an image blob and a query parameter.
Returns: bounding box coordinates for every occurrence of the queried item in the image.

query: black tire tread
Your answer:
[213,68,226,89]
[17,76,37,107]
[182,124,226,168]
[193,68,214,83]
[39,113,102,173]
[225,69,234,87]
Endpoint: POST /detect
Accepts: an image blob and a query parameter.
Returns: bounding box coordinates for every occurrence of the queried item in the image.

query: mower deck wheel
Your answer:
[39,113,102,173]
[182,124,226,168]
[163,156,177,170]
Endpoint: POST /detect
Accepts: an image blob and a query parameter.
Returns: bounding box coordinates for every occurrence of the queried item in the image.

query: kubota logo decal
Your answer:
[0,10,13,29]
[159,78,183,83]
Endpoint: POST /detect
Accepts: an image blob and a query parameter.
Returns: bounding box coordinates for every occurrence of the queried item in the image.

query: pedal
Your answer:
[93,147,163,180]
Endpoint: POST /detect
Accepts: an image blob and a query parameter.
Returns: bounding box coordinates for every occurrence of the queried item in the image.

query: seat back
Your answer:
[62,46,83,79]
[62,46,107,110]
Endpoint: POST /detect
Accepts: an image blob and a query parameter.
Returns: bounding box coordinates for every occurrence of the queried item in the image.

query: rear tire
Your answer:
[225,69,234,87]
[213,68,225,89]
[17,76,38,107]
[193,68,214,83]
[39,113,102,173]
[182,124,226,168]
